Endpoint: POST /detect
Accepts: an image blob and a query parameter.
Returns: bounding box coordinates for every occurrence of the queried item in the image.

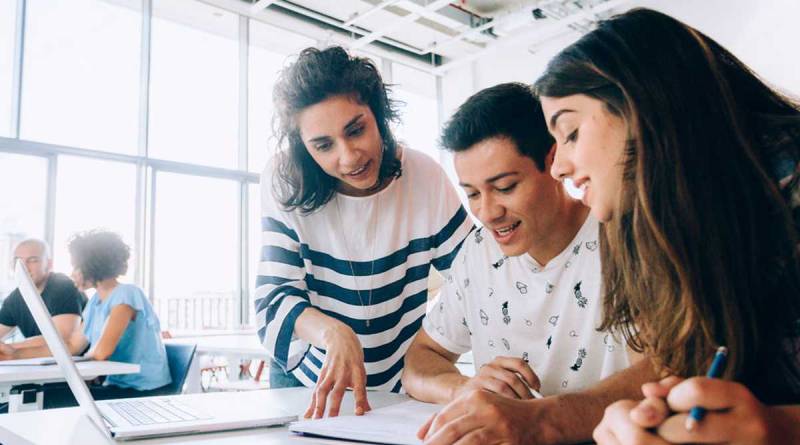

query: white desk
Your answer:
[0,361,140,387]
[166,334,265,358]
[165,334,267,393]
[0,360,140,413]
[0,387,413,444]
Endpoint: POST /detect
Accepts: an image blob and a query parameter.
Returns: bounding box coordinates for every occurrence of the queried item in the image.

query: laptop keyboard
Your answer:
[104,399,207,426]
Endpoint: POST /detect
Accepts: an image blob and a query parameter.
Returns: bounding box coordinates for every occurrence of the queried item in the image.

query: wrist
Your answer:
[448,375,473,401]
[321,321,353,349]
[522,395,569,445]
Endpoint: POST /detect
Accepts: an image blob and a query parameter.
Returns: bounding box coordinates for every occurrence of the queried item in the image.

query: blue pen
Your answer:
[685,346,728,431]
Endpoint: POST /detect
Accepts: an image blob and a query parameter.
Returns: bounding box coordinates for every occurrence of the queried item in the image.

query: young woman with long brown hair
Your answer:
[536,8,800,444]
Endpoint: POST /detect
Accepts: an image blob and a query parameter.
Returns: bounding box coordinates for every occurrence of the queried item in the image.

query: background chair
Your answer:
[159,343,197,395]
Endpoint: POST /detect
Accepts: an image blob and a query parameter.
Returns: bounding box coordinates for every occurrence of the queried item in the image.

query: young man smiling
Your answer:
[402,83,655,445]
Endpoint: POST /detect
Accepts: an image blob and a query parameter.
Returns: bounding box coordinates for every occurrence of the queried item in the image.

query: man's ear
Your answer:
[545,142,557,168]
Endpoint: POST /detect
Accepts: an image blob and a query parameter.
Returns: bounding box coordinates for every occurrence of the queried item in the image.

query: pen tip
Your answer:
[685,417,697,432]
[717,346,728,355]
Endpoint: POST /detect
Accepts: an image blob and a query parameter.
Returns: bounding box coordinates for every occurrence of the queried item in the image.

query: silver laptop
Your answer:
[15,260,296,440]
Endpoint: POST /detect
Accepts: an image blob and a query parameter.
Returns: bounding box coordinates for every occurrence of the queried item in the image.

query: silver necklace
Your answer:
[334,193,379,328]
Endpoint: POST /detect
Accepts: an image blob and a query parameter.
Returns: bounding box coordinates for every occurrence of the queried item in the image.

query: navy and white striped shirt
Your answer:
[255,148,473,392]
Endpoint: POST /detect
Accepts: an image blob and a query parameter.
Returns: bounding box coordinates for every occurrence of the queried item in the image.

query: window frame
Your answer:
[0,0,445,329]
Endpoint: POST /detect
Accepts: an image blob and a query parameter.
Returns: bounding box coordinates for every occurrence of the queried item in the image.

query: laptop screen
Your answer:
[14,260,111,436]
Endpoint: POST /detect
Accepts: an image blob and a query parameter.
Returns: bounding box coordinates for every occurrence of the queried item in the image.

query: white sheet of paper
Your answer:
[289,400,440,445]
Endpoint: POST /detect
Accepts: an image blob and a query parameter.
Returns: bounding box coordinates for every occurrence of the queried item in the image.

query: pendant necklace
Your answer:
[335,193,379,328]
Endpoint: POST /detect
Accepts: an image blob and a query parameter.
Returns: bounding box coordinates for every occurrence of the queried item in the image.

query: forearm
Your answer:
[8,343,51,359]
[536,357,658,444]
[294,307,350,349]
[402,346,468,404]
[9,336,47,349]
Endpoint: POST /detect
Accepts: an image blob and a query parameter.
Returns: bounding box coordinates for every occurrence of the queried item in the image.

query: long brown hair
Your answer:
[535,8,800,403]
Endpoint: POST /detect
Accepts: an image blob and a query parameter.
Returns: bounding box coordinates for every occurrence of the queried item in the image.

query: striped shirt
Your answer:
[255,148,474,392]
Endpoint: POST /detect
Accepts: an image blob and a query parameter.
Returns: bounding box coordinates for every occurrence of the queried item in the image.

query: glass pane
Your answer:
[52,157,137,282]
[248,20,315,173]
[153,172,238,330]
[392,63,440,163]
[20,0,140,153]
[149,0,238,168]
[246,182,259,327]
[0,153,47,297]
[0,0,16,137]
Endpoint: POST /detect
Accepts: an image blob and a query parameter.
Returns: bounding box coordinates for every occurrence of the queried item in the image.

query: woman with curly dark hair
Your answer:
[68,230,171,398]
[255,46,472,419]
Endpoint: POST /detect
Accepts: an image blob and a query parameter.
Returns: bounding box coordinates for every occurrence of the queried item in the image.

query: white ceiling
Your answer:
[246,0,632,73]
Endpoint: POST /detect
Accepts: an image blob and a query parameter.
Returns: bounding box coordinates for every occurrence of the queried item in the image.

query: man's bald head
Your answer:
[14,238,53,288]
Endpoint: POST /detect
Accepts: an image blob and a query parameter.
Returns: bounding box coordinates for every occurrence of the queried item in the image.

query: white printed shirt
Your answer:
[424,215,629,395]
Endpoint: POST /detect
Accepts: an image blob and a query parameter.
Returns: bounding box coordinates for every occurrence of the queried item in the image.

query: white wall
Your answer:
[442,0,800,107]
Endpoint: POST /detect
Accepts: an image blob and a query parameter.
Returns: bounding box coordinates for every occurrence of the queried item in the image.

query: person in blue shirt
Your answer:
[68,230,171,397]
[1,230,171,409]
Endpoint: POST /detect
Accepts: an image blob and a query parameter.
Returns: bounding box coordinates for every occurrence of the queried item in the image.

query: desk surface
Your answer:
[0,361,140,385]
[0,387,413,444]
[165,334,266,358]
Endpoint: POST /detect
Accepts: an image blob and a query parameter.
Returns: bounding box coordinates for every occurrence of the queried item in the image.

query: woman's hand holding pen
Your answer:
[594,376,782,445]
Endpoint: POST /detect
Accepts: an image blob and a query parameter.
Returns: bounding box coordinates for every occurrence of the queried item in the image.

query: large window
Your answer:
[0,153,47,297]
[247,20,314,173]
[392,63,440,163]
[247,183,260,326]
[1,0,445,331]
[20,0,141,153]
[149,0,238,168]
[153,172,239,330]
[52,157,137,280]
[0,0,16,138]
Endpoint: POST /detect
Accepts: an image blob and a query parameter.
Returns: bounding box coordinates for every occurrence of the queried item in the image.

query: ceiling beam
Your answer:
[343,0,403,27]
[251,0,277,12]
[433,0,631,75]
[349,0,452,50]
[421,4,530,54]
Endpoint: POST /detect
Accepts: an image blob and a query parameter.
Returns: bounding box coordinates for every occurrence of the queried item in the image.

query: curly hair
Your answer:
[68,230,130,284]
[271,46,402,214]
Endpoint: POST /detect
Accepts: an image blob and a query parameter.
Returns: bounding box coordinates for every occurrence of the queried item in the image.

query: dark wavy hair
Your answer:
[440,82,554,170]
[271,46,402,214]
[68,230,130,284]
[535,8,800,403]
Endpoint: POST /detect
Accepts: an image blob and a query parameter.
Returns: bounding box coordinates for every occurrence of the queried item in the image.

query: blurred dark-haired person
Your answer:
[405,83,652,445]
[68,230,170,398]
[256,45,473,419]
[0,238,86,357]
